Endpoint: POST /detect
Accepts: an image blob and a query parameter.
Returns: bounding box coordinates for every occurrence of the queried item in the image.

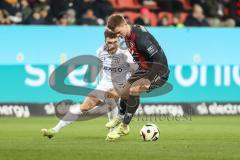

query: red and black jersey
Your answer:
[125,25,169,78]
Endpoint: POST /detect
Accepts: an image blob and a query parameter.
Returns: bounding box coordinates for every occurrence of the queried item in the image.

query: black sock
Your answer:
[123,95,140,125]
[119,99,127,116]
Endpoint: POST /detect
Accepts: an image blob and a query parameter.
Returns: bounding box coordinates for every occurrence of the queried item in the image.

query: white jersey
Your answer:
[87,46,137,118]
[82,46,137,121]
[90,45,137,102]
[96,45,137,88]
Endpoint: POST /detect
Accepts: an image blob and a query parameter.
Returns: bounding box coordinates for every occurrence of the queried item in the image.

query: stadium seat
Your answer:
[108,0,118,8]
[149,13,158,26]
[115,11,157,26]
[123,11,139,24]
[141,5,159,10]
[224,8,230,16]
[179,12,188,23]
[136,0,159,10]
[158,12,173,25]
[113,11,139,24]
[115,0,141,9]
[5,0,17,4]
[178,0,192,10]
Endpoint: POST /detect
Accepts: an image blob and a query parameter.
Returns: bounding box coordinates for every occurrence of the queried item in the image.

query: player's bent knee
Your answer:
[129,86,141,96]
[132,78,150,87]
[80,97,99,112]
[141,84,150,91]
[129,83,150,95]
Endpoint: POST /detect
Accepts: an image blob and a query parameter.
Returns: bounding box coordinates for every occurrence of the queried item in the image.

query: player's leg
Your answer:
[41,96,100,139]
[105,69,151,99]
[106,105,120,127]
[105,99,122,129]
[54,96,99,130]
[121,74,169,126]
[119,98,127,118]
[105,70,149,140]
[118,80,148,134]
[41,102,81,138]
[121,75,169,125]
[107,104,118,121]
[106,97,140,140]
[106,79,152,140]
[122,78,150,124]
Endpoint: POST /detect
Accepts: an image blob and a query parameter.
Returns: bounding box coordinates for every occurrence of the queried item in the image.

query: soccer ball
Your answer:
[140,123,159,141]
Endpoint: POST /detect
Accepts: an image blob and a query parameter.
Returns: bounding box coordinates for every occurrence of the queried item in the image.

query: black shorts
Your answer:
[127,68,169,92]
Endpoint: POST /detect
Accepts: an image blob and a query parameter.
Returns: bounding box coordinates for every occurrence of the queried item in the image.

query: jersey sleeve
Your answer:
[137,34,159,59]
[135,28,165,80]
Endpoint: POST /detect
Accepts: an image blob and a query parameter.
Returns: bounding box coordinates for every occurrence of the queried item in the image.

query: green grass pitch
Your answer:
[0,116,240,160]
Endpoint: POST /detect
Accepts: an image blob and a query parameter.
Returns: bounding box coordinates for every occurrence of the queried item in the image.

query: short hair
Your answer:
[104,29,117,39]
[107,14,126,31]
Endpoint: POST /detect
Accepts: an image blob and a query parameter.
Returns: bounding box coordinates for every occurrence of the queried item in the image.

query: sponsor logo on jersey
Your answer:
[103,66,123,72]
[147,45,158,56]
[112,57,120,64]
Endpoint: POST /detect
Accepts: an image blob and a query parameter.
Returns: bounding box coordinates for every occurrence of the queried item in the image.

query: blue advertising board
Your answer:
[0,26,239,103]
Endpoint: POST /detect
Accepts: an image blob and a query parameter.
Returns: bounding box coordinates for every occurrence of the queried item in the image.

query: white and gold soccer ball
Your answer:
[140,123,160,141]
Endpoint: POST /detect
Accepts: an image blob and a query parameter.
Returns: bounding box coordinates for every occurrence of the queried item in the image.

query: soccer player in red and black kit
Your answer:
[105,14,170,140]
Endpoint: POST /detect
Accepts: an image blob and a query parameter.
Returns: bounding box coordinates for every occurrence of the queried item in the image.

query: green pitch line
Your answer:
[0,116,240,160]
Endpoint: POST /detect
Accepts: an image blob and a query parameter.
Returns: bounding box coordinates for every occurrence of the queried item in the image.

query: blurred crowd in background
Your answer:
[0,0,239,27]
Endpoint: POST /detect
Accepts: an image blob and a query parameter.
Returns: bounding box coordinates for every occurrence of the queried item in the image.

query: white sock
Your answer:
[52,120,72,133]
[118,114,124,120]
[107,106,119,121]
[108,106,119,132]
[52,104,82,133]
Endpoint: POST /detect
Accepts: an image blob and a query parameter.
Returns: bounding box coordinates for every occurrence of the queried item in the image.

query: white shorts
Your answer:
[87,101,117,115]
[90,82,123,103]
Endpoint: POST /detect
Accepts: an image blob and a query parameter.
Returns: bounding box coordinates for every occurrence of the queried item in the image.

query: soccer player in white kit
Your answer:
[41,30,137,139]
